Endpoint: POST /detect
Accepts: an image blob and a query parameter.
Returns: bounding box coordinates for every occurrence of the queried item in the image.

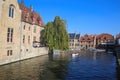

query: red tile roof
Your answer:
[80,34,95,42]
[96,33,114,40]
[19,3,44,26]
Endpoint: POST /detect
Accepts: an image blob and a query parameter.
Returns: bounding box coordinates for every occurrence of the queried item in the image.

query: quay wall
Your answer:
[0,47,48,66]
[115,47,120,66]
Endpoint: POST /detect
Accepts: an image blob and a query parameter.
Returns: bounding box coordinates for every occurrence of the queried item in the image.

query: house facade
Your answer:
[80,34,95,50]
[69,33,80,50]
[0,0,48,65]
[96,33,114,48]
[116,34,120,46]
[69,33,115,50]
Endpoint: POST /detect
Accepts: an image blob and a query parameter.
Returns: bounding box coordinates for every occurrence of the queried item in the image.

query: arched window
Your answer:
[9,5,15,18]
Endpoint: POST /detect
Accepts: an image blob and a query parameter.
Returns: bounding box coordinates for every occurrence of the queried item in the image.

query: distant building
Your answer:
[69,33,115,50]
[80,34,95,50]
[116,33,120,46]
[96,33,114,48]
[69,33,80,50]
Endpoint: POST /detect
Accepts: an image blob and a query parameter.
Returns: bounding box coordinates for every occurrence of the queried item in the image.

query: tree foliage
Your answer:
[43,16,69,50]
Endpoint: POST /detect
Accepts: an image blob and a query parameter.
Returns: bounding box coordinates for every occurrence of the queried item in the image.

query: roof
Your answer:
[96,33,114,40]
[80,34,94,42]
[76,34,80,39]
[69,33,75,39]
[19,3,44,26]
[69,33,80,39]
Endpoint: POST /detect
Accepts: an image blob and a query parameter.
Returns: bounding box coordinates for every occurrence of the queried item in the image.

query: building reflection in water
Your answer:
[0,55,49,80]
[0,52,119,80]
[0,53,70,80]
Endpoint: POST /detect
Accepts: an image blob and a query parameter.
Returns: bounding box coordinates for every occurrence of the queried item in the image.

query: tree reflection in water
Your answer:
[40,53,71,80]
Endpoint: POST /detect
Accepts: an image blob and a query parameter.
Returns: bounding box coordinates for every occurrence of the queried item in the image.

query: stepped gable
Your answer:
[80,34,94,42]
[19,3,44,26]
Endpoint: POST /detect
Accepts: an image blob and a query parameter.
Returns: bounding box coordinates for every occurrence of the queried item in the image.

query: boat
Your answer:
[72,53,79,57]
[96,49,106,52]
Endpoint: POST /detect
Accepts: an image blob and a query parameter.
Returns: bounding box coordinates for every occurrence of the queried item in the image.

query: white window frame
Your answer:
[7,28,13,43]
[9,5,15,18]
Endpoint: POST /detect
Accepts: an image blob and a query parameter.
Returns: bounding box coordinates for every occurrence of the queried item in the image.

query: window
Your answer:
[7,50,13,56]
[29,26,30,31]
[26,49,28,52]
[34,26,36,33]
[7,28,13,42]
[9,5,14,18]
[72,44,74,46]
[23,35,25,43]
[72,40,74,42]
[28,36,30,44]
[33,36,36,42]
[23,25,25,30]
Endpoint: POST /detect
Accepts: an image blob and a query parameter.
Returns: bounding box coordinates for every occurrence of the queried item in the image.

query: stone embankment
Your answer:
[115,47,120,66]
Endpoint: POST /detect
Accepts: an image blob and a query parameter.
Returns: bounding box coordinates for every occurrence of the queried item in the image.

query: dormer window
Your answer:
[9,5,15,18]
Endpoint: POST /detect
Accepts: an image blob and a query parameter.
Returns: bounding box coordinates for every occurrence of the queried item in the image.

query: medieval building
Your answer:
[69,33,115,50]
[96,33,114,48]
[80,34,95,50]
[0,0,48,65]
[69,33,80,50]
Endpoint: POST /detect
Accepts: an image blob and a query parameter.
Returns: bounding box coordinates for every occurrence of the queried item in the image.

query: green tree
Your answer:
[43,16,69,50]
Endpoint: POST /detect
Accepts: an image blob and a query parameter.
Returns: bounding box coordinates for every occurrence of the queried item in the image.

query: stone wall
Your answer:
[0,0,2,25]
[0,0,48,66]
[0,47,48,65]
[0,0,21,65]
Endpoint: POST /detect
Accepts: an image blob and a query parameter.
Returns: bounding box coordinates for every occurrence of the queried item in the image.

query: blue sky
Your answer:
[18,0,120,36]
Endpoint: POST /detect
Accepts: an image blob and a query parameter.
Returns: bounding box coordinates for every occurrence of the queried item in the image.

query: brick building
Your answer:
[96,33,114,48]
[0,0,48,65]
[80,34,95,50]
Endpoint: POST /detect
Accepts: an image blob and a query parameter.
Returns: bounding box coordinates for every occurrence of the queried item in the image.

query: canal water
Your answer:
[0,52,119,80]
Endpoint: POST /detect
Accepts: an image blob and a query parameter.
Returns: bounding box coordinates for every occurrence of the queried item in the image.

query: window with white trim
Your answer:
[28,36,30,44]
[9,5,15,18]
[7,28,13,42]
[7,50,13,56]
[34,26,36,33]
[23,35,25,43]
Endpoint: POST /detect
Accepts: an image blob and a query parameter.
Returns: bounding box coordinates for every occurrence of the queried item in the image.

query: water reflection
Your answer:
[65,52,117,80]
[0,55,49,80]
[40,53,71,80]
[0,52,119,80]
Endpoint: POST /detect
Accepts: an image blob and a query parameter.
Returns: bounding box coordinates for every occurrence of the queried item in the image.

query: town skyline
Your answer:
[18,0,120,36]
